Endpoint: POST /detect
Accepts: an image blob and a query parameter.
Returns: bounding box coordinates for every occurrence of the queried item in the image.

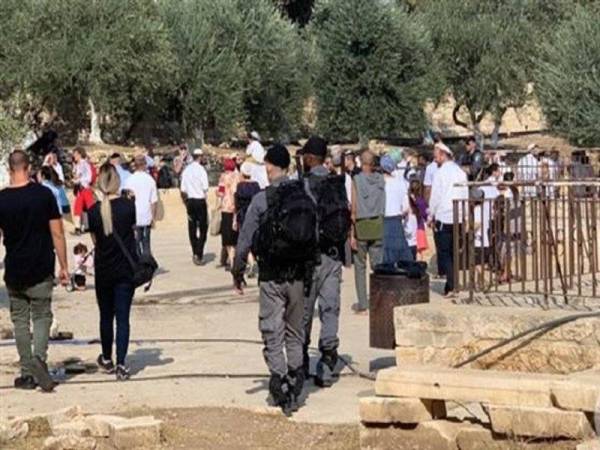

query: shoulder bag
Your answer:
[113,232,158,292]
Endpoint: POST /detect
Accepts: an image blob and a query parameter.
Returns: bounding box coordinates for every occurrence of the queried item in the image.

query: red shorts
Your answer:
[73,188,95,217]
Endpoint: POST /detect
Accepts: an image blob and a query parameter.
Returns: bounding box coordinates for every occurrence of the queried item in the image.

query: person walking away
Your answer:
[380,154,413,264]
[88,164,137,380]
[351,150,385,314]
[517,144,540,198]
[109,153,131,192]
[217,158,240,270]
[234,162,261,278]
[458,137,484,181]
[0,150,69,391]
[300,137,351,387]
[181,149,210,265]
[38,166,63,215]
[72,147,95,234]
[232,144,318,414]
[124,155,158,258]
[408,179,429,261]
[428,143,468,298]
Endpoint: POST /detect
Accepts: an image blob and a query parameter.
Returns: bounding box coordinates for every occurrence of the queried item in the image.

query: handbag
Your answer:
[113,232,158,292]
[355,216,383,241]
[209,205,222,236]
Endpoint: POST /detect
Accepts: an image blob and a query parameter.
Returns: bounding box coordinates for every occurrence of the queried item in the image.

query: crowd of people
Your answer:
[0,131,596,414]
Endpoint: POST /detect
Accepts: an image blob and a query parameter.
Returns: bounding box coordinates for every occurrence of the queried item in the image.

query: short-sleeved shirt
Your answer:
[88,197,137,284]
[0,183,61,288]
[124,171,158,226]
[423,162,439,187]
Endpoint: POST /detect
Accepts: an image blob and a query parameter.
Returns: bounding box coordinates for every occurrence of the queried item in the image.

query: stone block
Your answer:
[455,425,506,450]
[359,396,446,424]
[52,420,92,437]
[551,377,600,412]
[577,441,600,450]
[375,366,555,408]
[85,415,128,438]
[0,418,29,443]
[43,435,97,450]
[485,404,595,440]
[109,416,162,449]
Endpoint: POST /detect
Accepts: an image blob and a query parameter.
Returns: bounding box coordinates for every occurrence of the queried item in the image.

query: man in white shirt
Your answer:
[246,131,264,158]
[181,148,210,265]
[517,144,540,198]
[124,155,158,257]
[429,143,468,297]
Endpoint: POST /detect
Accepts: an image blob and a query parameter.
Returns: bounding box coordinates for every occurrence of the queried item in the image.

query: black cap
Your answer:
[264,144,291,169]
[300,136,327,158]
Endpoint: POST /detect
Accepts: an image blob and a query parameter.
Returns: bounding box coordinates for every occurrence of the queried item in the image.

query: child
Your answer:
[73,243,93,291]
[408,180,429,261]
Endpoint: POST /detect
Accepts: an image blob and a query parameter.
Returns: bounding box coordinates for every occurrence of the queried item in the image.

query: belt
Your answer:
[435,221,454,232]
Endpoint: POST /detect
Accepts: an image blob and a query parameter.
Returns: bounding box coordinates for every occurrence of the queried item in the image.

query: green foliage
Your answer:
[535,4,600,146]
[311,0,438,142]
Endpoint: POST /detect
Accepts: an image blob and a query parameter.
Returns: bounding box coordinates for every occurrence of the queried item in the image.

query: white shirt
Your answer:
[181,161,209,200]
[52,163,65,182]
[345,173,352,207]
[125,171,158,226]
[246,140,265,161]
[404,213,418,247]
[384,175,409,217]
[474,204,491,248]
[429,160,468,224]
[481,177,500,200]
[74,160,92,188]
[423,161,438,187]
[250,163,269,189]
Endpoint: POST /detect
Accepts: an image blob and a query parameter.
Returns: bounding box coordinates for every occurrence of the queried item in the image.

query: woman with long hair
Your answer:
[87,164,137,380]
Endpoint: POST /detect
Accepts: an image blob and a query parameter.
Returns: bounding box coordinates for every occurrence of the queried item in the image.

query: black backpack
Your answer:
[308,174,352,247]
[253,180,318,264]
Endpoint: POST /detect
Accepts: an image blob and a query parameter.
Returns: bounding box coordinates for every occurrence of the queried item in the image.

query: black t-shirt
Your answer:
[88,197,137,284]
[0,183,61,288]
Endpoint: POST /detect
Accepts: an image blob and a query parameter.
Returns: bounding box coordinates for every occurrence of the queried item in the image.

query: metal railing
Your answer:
[452,181,600,303]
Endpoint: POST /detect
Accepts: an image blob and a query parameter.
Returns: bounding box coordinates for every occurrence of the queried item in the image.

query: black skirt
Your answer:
[221,212,238,246]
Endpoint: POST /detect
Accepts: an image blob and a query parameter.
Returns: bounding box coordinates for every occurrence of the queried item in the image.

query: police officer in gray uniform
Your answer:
[300,136,350,387]
[232,144,317,414]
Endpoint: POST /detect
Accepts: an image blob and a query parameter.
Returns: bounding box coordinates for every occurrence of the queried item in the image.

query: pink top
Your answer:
[218,171,240,213]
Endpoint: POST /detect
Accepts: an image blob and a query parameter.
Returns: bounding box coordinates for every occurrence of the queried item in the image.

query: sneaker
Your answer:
[97,355,115,374]
[115,365,130,381]
[14,375,37,390]
[30,356,57,392]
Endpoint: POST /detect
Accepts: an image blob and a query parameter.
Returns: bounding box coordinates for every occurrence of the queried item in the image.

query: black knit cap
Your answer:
[299,135,327,158]
[264,144,291,169]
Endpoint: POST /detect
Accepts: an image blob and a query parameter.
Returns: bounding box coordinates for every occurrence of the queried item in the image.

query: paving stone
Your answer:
[359,396,446,424]
[375,366,555,408]
[43,435,97,450]
[52,419,92,437]
[109,416,162,449]
[0,418,29,443]
[485,404,595,440]
[85,415,128,438]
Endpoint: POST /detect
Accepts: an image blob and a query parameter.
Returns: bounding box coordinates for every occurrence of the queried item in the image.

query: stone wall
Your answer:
[394,304,600,374]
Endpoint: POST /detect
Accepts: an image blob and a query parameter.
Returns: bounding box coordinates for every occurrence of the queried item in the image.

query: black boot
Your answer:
[269,374,292,416]
[287,367,305,412]
[315,349,339,388]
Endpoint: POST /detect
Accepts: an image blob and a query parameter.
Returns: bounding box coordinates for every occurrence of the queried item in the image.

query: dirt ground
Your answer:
[6,407,360,450]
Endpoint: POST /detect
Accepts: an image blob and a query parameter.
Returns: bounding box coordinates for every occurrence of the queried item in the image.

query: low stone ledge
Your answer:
[359,397,446,424]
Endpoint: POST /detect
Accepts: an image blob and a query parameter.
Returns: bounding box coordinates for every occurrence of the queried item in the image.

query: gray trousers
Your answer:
[304,254,342,355]
[8,278,54,377]
[259,280,305,377]
[354,240,383,310]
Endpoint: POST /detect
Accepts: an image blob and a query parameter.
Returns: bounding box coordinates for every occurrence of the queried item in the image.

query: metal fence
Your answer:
[452,181,600,303]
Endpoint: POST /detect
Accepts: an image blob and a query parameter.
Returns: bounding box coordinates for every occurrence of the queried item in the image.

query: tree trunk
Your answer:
[88,98,104,145]
[491,120,501,149]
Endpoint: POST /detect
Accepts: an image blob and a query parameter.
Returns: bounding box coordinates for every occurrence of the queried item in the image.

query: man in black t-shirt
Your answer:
[0,150,69,392]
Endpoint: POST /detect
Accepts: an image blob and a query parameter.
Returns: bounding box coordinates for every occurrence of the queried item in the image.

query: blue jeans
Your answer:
[134,226,152,258]
[383,216,414,265]
[96,280,135,366]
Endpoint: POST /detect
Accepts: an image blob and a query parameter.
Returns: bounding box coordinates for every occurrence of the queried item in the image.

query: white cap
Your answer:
[527,143,538,152]
[193,148,203,156]
[435,142,453,157]
[240,161,253,177]
[250,131,261,141]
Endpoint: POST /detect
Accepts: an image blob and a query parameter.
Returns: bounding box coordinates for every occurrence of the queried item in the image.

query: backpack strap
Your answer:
[113,231,137,272]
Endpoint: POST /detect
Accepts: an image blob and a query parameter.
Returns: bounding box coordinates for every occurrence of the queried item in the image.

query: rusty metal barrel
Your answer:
[369,273,430,349]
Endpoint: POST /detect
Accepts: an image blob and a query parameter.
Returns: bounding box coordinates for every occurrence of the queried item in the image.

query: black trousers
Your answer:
[186,199,208,259]
[434,222,455,294]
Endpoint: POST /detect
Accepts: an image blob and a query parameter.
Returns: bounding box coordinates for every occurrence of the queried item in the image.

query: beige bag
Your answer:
[209,206,222,236]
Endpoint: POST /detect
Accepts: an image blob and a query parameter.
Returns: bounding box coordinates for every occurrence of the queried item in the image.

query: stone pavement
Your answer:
[0,217,440,424]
